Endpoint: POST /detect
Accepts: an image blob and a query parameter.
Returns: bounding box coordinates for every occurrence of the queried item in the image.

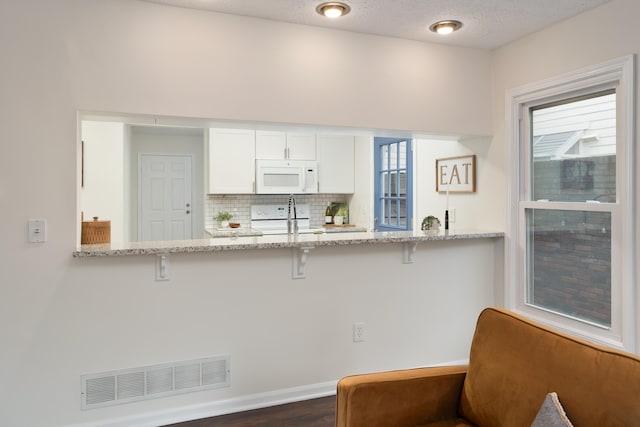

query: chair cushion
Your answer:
[531,392,574,427]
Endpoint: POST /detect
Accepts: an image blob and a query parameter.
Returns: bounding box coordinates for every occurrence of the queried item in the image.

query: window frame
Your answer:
[505,55,636,352]
[373,137,413,232]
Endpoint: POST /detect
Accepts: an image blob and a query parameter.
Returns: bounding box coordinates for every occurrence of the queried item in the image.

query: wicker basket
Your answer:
[81,217,111,244]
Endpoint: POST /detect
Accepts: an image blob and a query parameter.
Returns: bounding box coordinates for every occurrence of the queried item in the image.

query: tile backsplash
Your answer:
[205,194,350,230]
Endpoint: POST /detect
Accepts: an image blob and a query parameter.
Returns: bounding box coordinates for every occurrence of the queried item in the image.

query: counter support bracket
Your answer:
[155,254,170,281]
[293,246,315,279]
[403,242,419,264]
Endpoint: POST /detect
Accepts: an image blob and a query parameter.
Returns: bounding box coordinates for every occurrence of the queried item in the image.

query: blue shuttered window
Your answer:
[374,137,413,231]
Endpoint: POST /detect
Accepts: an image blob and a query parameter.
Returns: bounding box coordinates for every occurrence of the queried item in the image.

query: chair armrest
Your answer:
[336,365,468,427]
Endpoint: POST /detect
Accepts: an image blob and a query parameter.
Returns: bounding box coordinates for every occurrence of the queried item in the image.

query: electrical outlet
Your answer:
[449,208,456,223]
[353,322,365,342]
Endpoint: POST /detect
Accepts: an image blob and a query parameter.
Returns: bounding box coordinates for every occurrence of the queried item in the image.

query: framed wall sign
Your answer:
[436,154,476,193]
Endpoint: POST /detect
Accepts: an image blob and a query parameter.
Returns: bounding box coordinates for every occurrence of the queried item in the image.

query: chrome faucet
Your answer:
[287,194,298,236]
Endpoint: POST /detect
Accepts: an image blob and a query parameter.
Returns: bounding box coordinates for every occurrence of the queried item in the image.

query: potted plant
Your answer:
[329,203,349,226]
[421,215,441,234]
[214,211,233,228]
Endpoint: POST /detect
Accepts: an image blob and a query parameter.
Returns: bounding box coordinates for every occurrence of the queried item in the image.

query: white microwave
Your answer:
[255,159,318,194]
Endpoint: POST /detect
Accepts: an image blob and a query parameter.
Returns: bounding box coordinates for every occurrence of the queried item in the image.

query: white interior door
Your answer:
[139,154,193,241]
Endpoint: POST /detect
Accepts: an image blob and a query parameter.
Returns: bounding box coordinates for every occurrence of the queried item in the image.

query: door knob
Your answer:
[186,210,190,214]
[186,203,190,207]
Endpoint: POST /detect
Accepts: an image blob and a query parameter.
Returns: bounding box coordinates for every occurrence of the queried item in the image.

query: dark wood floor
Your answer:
[163,396,336,427]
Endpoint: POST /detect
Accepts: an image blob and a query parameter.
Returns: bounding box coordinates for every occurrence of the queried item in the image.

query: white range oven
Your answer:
[250,204,323,235]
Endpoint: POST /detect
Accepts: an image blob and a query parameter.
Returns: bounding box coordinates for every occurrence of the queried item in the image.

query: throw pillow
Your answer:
[531,392,574,427]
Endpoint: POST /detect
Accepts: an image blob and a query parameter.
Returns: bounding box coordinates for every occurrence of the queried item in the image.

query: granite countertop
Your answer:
[323,225,368,233]
[73,229,504,257]
[205,227,263,237]
[205,225,368,238]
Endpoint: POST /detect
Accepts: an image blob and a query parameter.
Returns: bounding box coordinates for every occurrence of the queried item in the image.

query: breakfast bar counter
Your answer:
[73,229,504,257]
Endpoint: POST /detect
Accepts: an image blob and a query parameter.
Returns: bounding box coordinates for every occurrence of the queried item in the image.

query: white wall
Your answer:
[414,137,495,230]
[490,0,640,346]
[65,1,492,136]
[0,1,498,426]
[349,135,375,230]
[81,121,125,246]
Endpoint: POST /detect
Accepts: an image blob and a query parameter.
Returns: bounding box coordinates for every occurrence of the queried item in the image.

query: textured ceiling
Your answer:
[139,0,609,49]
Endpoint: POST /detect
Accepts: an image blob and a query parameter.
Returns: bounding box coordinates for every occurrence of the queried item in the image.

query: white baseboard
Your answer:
[72,380,338,427]
[71,359,468,427]
[429,358,469,367]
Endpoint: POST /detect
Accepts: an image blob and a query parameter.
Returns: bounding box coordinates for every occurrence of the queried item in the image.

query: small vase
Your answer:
[423,224,440,235]
[218,220,229,228]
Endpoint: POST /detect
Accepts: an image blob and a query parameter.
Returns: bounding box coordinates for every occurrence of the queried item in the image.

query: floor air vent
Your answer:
[81,355,230,409]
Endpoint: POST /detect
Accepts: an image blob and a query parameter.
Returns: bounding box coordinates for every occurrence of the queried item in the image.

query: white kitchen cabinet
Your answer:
[255,130,316,160]
[255,131,285,160]
[286,133,316,160]
[208,128,256,194]
[317,134,355,193]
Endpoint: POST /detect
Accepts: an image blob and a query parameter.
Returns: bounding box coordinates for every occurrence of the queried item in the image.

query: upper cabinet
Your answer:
[208,128,354,194]
[317,135,355,193]
[256,131,316,160]
[208,128,255,194]
[286,133,316,160]
[255,131,285,160]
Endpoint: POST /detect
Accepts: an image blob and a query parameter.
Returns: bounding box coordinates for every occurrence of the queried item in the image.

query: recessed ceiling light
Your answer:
[316,2,351,19]
[429,20,463,35]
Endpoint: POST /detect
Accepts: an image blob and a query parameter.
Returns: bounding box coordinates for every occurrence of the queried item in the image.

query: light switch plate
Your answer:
[28,219,47,243]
